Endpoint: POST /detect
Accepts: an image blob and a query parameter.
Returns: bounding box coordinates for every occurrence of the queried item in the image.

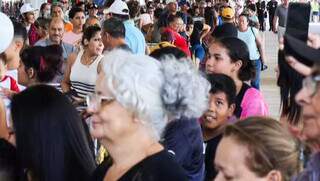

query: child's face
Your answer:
[202,92,234,130]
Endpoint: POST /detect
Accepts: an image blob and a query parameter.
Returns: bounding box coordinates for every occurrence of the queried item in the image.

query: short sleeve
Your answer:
[253,27,259,37]
[240,88,269,119]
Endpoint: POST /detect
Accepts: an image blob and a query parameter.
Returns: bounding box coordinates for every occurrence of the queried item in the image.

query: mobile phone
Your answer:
[285,2,311,42]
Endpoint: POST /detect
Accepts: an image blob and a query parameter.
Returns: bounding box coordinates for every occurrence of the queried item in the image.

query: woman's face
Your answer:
[296,74,320,146]
[90,73,137,141]
[215,136,269,181]
[202,92,234,130]
[206,43,236,77]
[87,31,104,56]
[169,18,183,32]
[25,12,35,24]
[238,15,249,30]
[17,60,30,86]
[52,6,63,18]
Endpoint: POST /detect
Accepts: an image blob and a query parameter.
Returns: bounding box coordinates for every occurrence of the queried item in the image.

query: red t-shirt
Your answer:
[0,75,20,92]
[163,28,191,57]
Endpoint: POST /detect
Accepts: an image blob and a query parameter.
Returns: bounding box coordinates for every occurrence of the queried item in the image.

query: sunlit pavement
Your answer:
[260,30,281,119]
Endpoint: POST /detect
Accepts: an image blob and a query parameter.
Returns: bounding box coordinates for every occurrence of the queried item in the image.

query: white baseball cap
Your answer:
[20,3,37,14]
[108,0,129,15]
[166,0,177,4]
[0,12,13,53]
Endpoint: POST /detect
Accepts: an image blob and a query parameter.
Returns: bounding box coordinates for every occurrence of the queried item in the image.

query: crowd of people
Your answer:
[0,0,319,180]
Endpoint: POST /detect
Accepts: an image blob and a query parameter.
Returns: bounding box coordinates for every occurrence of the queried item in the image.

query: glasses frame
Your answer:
[86,93,115,111]
[302,75,320,97]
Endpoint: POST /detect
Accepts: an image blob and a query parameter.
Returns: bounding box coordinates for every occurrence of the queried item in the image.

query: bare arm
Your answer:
[272,15,278,33]
[200,23,211,41]
[61,53,77,93]
[0,98,8,140]
[255,33,266,64]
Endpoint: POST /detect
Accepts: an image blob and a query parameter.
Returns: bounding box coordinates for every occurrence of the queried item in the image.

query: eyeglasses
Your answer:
[86,93,115,111]
[302,75,320,97]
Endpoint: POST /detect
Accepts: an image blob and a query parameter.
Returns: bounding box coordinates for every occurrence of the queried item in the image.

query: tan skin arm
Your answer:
[255,32,266,64]
[272,15,278,33]
[200,23,211,41]
[0,98,9,140]
[61,53,77,93]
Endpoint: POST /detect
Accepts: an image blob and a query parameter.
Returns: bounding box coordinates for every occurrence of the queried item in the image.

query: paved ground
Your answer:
[260,31,281,119]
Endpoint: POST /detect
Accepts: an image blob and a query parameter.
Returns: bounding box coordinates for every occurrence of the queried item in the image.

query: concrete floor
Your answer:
[260,31,281,119]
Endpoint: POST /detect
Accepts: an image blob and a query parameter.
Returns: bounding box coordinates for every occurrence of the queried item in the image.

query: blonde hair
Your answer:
[224,117,299,181]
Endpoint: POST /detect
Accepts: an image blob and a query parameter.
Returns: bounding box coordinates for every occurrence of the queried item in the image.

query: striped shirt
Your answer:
[70,49,103,99]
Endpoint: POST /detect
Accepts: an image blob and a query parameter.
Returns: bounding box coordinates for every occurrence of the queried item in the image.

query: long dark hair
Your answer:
[11,85,96,181]
[214,37,256,81]
[20,45,63,83]
[277,50,302,124]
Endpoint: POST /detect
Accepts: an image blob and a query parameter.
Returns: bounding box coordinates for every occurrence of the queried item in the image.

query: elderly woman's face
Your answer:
[215,136,269,181]
[89,72,136,140]
[296,72,320,145]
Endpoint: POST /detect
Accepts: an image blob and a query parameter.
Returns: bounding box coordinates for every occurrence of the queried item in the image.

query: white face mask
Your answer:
[43,10,51,19]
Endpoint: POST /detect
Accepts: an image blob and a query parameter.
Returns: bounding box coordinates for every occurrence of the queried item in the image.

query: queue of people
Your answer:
[0,0,319,180]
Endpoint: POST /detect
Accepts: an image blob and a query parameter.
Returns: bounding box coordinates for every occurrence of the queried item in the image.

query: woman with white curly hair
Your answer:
[89,49,210,180]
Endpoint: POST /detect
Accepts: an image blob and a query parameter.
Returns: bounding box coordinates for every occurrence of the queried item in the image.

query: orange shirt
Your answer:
[64,22,73,32]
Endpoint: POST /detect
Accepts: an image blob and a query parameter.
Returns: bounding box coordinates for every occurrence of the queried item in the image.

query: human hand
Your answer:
[0,88,16,99]
[285,56,312,76]
[307,33,320,49]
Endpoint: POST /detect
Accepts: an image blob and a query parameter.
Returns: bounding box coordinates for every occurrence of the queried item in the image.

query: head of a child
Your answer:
[202,73,236,131]
[0,53,7,80]
[4,21,27,70]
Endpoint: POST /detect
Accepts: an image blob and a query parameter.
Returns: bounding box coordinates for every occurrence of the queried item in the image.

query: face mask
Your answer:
[43,10,51,19]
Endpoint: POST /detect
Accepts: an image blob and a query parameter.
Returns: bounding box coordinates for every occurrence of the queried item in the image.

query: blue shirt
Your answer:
[162,117,205,181]
[34,38,76,61]
[292,152,320,181]
[123,20,146,54]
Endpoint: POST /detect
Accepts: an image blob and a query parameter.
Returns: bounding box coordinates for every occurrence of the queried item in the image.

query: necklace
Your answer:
[81,52,97,67]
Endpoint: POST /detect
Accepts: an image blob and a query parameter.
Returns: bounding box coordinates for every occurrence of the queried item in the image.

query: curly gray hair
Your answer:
[161,55,210,120]
[100,49,210,140]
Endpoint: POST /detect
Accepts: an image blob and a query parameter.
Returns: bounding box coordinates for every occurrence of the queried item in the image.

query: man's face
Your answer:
[168,2,177,13]
[296,72,320,147]
[49,20,64,44]
[71,12,85,30]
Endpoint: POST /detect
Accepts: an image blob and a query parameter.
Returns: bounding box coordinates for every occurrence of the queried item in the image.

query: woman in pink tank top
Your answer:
[205,37,268,119]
